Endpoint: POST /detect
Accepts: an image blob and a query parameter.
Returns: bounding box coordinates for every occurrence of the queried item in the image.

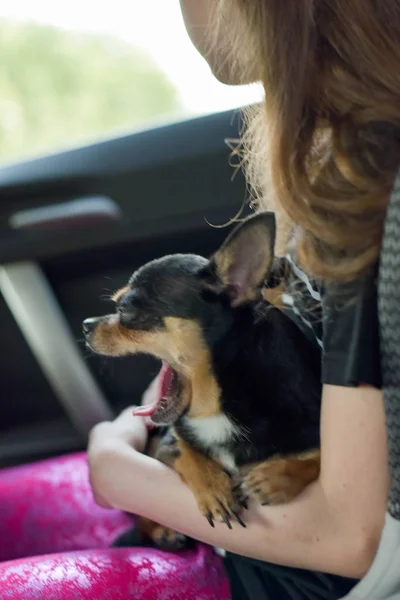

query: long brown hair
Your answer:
[212,1,400,281]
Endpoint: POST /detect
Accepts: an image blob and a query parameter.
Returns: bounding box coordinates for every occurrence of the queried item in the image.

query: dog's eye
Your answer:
[117,304,139,326]
[117,305,129,317]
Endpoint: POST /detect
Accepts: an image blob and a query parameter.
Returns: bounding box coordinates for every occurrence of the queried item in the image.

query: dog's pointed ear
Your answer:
[202,212,276,307]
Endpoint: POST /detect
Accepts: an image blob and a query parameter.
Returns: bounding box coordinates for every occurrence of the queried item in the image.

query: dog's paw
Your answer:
[113,522,192,552]
[237,461,296,506]
[150,525,192,551]
[190,469,247,529]
[173,437,247,528]
[236,452,320,506]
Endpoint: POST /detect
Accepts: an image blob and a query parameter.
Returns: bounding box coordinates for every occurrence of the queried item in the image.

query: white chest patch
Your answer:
[185,413,240,473]
[187,413,240,446]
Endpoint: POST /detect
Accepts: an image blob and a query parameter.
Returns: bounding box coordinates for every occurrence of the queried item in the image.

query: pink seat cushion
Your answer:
[0,452,133,560]
[0,452,230,599]
[0,546,229,600]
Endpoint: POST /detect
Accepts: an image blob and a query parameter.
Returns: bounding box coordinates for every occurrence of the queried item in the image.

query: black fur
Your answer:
[113,251,321,465]
[175,302,321,465]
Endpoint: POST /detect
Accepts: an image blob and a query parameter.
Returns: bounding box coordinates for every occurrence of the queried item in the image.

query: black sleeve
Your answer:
[322,266,381,389]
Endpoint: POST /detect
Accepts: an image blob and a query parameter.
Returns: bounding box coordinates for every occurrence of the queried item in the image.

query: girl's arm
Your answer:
[88,383,388,579]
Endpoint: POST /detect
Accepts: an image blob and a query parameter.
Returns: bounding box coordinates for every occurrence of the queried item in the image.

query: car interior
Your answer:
[0,107,249,468]
[0,7,263,597]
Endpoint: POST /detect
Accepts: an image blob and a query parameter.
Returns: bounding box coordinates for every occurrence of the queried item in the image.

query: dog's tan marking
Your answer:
[91,316,157,357]
[262,280,286,309]
[111,285,131,303]
[91,314,222,417]
[172,436,241,523]
[240,449,321,505]
[163,317,222,418]
[136,517,188,551]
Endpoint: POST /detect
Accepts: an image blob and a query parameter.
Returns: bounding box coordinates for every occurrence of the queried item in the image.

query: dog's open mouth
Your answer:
[132,362,183,425]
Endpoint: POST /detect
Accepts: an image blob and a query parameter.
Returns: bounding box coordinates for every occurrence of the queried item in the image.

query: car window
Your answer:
[0,0,262,165]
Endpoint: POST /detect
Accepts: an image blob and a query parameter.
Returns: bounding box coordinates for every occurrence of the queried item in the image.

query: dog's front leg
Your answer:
[115,428,192,551]
[157,433,246,528]
[237,449,321,506]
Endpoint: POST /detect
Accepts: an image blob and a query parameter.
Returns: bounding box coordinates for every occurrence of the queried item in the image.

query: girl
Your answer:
[88,1,400,598]
[1,2,398,599]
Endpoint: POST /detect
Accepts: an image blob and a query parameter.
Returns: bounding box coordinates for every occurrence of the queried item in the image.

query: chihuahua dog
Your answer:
[83,212,321,550]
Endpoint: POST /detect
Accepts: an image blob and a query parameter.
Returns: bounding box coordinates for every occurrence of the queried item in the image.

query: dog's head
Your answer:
[83,212,276,425]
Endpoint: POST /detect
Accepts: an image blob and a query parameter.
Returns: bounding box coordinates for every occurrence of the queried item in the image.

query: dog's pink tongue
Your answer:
[132,401,159,417]
[132,362,173,417]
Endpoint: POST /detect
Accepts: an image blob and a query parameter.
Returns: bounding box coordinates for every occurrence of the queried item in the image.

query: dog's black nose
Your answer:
[82,318,97,336]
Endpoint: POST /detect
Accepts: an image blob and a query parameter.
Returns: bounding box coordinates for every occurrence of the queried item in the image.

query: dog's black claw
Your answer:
[232,511,246,528]
[218,500,229,515]
[261,500,270,506]
[217,500,233,529]
[222,514,232,529]
[206,513,215,528]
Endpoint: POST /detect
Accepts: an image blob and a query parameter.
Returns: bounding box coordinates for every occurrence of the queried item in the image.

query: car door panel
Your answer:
[0,109,248,466]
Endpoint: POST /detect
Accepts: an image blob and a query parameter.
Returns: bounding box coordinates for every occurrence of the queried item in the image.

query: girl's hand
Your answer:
[89,406,149,451]
[88,406,149,508]
[89,370,161,449]
[87,372,161,508]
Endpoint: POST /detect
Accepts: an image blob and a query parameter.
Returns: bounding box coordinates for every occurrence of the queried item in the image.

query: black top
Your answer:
[282,255,382,390]
[223,257,379,599]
